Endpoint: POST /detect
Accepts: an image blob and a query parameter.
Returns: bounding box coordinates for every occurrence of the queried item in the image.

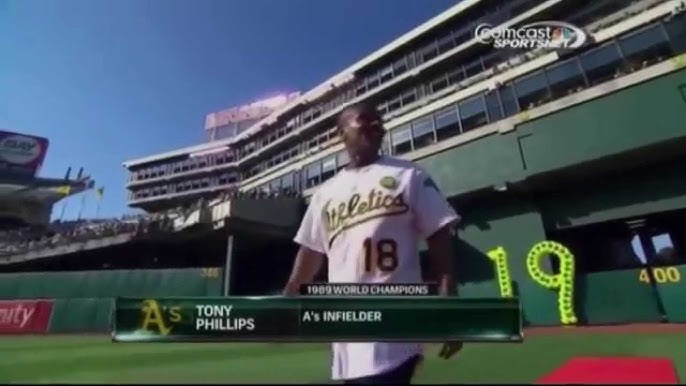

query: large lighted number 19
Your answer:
[363,238,399,273]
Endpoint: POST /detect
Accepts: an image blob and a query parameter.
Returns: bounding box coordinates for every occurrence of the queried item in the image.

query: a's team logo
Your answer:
[139,299,182,336]
[474,21,587,50]
[379,176,398,190]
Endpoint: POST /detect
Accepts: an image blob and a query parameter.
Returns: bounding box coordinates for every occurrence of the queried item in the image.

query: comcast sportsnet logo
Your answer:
[475,21,587,49]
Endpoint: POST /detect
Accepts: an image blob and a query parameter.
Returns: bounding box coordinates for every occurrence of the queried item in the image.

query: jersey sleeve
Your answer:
[410,167,461,240]
[293,193,327,254]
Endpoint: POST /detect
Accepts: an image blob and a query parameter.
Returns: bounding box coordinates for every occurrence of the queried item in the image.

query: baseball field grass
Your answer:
[1,327,685,383]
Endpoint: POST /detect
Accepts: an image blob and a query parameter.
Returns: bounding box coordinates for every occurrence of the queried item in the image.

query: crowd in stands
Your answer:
[0,188,302,258]
[217,188,300,201]
[0,214,174,258]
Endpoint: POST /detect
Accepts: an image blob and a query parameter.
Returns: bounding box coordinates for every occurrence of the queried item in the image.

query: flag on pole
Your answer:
[76,192,87,221]
[95,186,104,218]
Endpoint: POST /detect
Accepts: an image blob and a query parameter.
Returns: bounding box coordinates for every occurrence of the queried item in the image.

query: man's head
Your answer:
[337,102,385,167]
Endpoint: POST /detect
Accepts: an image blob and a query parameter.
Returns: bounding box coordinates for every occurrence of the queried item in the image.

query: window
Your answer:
[514,71,550,110]
[434,105,461,141]
[420,41,439,62]
[464,59,484,78]
[458,94,487,132]
[619,24,673,71]
[665,13,686,53]
[388,96,402,113]
[377,101,389,116]
[484,90,503,123]
[579,43,624,86]
[546,57,587,99]
[437,34,455,53]
[447,68,465,86]
[355,83,367,97]
[367,74,380,90]
[320,156,336,182]
[305,162,321,188]
[567,0,627,26]
[453,26,471,46]
[482,50,509,70]
[430,75,449,94]
[336,151,349,171]
[401,89,417,106]
[380,65,393,83]
[391,125,412,156]
[393,57,408,75]
[509,0,538,17]
[269,179,281,192]
[412,115,435,150]
[499,83,519,117]
[281,173,294,192]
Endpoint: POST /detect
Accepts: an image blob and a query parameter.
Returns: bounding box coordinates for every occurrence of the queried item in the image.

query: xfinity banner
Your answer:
[0,130,49,177]
[0,300,54,334]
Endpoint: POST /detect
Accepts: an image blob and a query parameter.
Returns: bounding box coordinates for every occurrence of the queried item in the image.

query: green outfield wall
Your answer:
[414,68,686,326]
[0,267,223,333]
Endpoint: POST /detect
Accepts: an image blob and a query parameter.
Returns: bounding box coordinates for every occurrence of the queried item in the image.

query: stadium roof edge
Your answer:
[122,0,482,169]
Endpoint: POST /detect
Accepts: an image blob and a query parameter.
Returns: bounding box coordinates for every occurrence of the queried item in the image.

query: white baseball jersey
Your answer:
[294,155,460,380]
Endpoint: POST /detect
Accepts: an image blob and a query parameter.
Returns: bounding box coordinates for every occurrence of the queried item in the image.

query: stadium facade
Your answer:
[2,0,686,335]
[121,0,686,326]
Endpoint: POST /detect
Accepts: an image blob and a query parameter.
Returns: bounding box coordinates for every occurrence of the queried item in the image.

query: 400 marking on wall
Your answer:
[201,268,221,278]
[639,267,681,284]
[487,241,577,325]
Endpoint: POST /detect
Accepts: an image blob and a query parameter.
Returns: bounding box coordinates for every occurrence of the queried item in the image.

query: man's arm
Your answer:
[410,167,462,359]
[284,193,327,296]
[283,246,325,295]
[426,225,456,296]
[427,225,462,359]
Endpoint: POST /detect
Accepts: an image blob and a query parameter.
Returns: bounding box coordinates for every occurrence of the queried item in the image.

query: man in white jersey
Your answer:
[283,102,462,384]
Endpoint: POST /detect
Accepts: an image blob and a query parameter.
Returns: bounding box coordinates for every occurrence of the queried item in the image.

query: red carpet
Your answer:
[536,357,679,384]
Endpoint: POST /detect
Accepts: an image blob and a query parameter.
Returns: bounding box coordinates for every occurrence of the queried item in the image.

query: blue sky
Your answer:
[0,0,455,220]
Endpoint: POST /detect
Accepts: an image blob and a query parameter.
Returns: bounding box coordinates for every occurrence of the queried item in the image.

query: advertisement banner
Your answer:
[0,130,50,177]
[205,92,301,129]
[0,300,54,334]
